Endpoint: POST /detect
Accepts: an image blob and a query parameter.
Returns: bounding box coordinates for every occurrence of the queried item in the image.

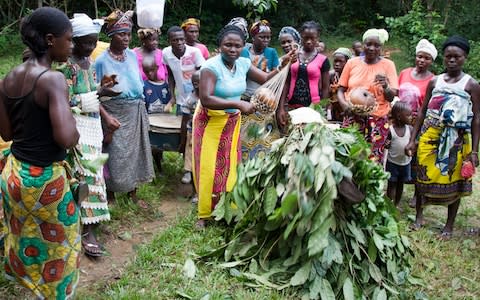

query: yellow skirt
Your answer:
[192,107,241,219]
[416,126,472,205]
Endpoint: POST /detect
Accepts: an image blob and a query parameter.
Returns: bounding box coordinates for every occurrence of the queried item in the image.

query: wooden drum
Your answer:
[148,113,182,151]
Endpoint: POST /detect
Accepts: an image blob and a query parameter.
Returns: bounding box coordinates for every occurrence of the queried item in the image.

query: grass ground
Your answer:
[0,35,479,299]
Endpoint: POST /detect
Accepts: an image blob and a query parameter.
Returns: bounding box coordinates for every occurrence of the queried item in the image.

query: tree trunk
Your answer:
[37,0,42,7]
[94,0,99,18]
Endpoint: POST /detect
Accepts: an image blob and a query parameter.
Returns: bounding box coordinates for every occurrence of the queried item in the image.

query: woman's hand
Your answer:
[374,73,389,89]
[98,85,122,97]
[404,141,416,157]
[471,152,479,167]
[276,107,289,129]
[237,101,256,114]
[104,115,121,133]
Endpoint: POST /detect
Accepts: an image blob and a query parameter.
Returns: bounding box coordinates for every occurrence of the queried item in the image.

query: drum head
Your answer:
[149,113,182,133]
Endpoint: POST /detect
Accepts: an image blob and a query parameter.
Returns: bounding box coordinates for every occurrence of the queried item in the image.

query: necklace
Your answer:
[223,60,236,74]
[300,48,317,64]
[108,48,126,62]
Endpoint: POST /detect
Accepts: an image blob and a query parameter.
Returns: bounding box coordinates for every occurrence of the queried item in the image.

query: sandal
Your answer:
[409,222,423,231]
[465,228,480,236]
[136,199,149,210]
[82,239,104,257]
[195,219,207,230]
[437,231,453,241]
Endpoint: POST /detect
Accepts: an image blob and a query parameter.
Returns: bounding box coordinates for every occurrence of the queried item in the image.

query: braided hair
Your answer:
[20,7,71,57]
[216,25,245,47]
[300,20,320,34]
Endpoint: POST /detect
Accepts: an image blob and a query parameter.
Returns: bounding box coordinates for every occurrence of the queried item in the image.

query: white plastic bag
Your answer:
[136,0,165,28]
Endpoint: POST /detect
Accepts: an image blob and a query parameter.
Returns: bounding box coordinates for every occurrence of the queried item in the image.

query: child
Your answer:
[142,56,171,113]
[385,101,413,207]
[352,40,363,57]
[182,71,200,202]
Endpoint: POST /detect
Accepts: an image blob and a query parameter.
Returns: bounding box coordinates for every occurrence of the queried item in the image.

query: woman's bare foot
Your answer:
[195,219,207,230]
[128,189,149,209]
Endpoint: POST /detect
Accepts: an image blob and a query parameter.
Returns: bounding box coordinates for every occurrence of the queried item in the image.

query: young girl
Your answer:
[385,101,413,207]
[277,21,330,129]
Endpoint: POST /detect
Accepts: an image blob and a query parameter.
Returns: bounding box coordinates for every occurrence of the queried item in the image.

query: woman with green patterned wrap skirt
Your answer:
[0,7,81,299]
[60,13,121,257]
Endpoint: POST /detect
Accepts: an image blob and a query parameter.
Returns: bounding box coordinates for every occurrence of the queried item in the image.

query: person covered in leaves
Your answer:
[193,25,282,228]
[0,7,81,298]
[405,35,480,239]
[95,9,154,207]
[336,28,398,163]
[60,13,121,257]
[181,18,209,59]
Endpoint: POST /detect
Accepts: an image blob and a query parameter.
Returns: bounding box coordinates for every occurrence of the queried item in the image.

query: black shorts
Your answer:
[386,160,411,183]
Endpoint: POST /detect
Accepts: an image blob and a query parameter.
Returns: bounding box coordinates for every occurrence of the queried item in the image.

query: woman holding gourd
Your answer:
[336,28,398,163]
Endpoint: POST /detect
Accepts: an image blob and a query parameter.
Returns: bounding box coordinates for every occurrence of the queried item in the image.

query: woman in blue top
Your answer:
[94,9,154,206]
[193,25,282,228]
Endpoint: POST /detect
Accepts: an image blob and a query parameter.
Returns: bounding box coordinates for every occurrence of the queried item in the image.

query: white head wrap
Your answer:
[415,39,438,60]
[362,28,389,44]
[70,13,104,38]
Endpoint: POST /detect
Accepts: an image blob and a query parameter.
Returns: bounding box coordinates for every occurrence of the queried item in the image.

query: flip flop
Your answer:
[437,231,453,241]
[465,228,480,236]
[82,240,104,257]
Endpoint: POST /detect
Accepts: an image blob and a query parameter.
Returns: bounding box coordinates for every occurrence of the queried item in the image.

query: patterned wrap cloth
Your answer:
[104,9,133,37]
[416,85,473,204]
[60,59,110,225]
[2,155,81,299]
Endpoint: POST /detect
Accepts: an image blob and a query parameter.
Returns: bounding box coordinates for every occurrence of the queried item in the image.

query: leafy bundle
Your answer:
[209,123,414,299]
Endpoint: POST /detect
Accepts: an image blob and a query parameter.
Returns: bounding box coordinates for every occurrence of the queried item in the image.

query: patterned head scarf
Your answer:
[181,18,200,30]
[362,28,389,44]
[227,17,249,40]
[70,13,104,38]
[333,47,353,60]
[105,9,133,37]
[416,39,438,60]
[250,20,271,37]
[137,28,161,40]
[278,26,300,43]
[442,35,470,55]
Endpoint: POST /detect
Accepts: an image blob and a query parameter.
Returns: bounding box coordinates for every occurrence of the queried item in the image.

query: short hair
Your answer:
[391,101,411,119]
[300,21,320,34]
[167,26,183,39]
[20,7,71,57]
[216,25,245,47]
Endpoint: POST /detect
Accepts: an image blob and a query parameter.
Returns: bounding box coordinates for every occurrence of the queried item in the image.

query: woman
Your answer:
[239,20,281,160]
[329,47,353,121]
[278,26,300,54]
[193,25,284,228]
[134,27,169,173]
[405,36,480,238]
[181,18,209,59]
[398,39,437,207]
[134,28,168,83]
[60,13,121,257]
[277,21,330,128]
[0,7,81,298]
[336,28,398,163]
[95,9,154,205]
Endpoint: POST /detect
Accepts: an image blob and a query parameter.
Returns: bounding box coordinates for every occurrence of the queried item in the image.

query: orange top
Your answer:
[339,57,398,118]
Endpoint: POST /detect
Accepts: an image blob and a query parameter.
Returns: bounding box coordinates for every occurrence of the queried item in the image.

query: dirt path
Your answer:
[77,184,193,289]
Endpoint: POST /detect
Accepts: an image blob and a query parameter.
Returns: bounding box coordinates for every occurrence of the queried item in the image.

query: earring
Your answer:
[48,43,53,46]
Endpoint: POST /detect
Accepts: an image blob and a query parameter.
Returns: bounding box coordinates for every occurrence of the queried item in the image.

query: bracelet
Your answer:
[472,151,478,154]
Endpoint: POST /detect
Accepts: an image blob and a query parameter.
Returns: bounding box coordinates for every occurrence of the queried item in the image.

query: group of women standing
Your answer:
[1,6,480,299]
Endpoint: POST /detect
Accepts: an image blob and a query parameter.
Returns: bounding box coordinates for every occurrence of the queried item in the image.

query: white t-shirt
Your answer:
[387,125,412,166]
[163,45,205,106]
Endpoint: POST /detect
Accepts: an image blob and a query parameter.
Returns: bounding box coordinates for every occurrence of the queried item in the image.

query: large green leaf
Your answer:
[342,277,354,300]
[263,186,277,216]
[319,279,335,300]
[290,262,311,286]
[281,193,298,216]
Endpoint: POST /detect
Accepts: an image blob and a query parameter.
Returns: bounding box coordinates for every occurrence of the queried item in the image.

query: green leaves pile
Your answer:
[209,123,414,299]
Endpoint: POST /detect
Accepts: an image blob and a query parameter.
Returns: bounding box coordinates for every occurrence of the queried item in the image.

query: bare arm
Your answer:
[247,65,279,84]
[167,65,176,104]
[467,78,480,166]
[0,79,12,141]
[199,69,254,113]
[336,86,350,112]
[45,72,79,148]
[405,77,436,155]
[320,70,330,99]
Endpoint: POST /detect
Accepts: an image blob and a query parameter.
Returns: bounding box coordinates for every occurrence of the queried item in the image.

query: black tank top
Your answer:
[2,69,66,166]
